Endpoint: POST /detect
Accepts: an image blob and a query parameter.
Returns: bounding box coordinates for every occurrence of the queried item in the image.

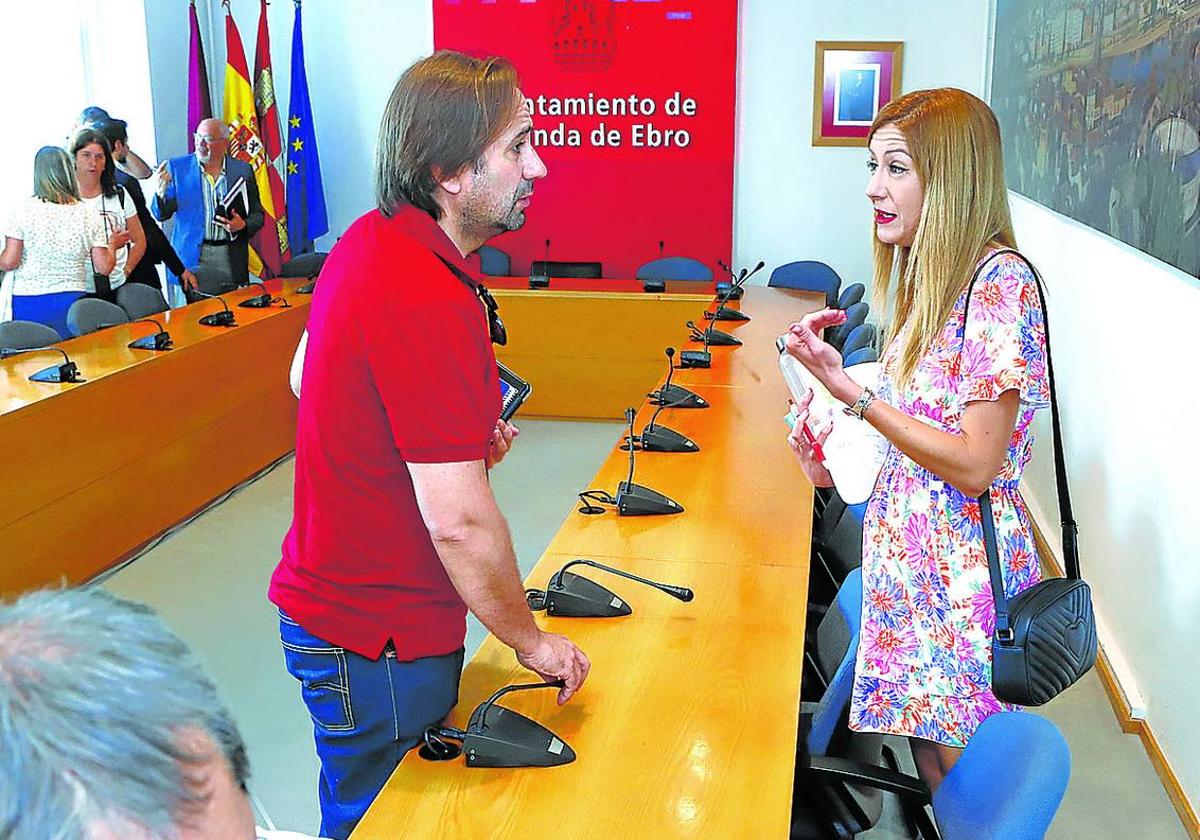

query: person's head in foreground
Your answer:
[0,587,256,839]
[865,87,1015,384]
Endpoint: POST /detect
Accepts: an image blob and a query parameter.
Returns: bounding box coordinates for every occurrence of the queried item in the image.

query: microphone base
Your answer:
[238,295,272,308]
[649,384,708,408]
[704,306,750,322]
[715,282,745,300]
[128,333,173,351]
[29,363,83,384]
[544,571,632,618]
[616,481,684,516]
[463,705,575,767]
[297,281,316,294]
[199,312,236,327]
[703,328,742,346]
[641,424,699,453]
[528,275,550,289]
[642,279,666,293]
[679,349,711,368]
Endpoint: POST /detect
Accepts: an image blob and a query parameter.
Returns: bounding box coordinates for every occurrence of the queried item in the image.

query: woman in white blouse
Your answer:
[0,147,115,339]
[71,127,145,301]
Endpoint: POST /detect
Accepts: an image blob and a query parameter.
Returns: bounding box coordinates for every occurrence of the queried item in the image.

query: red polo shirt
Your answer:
[269,204,501,660]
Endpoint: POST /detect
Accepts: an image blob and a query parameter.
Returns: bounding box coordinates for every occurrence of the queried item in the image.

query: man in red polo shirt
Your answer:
[269,51,590,839]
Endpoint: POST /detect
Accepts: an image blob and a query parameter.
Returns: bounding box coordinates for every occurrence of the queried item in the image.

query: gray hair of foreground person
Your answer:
[0,587,250,838]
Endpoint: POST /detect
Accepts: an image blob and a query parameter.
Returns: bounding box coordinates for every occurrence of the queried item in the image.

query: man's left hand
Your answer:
[215,208,246,235]
[485,419,520,469]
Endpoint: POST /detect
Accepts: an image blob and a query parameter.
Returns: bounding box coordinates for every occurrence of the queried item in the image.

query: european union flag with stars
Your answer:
[286,0,328,254]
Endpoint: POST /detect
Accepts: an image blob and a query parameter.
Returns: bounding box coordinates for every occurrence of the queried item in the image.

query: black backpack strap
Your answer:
[962,249,1080,627]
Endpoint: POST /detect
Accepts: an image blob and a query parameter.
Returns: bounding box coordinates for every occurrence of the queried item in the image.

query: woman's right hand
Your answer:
[787,390,835,488]
[108,230,131,250]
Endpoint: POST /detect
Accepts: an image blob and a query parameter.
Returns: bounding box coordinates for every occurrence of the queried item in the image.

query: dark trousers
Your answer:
[279,611,464,839]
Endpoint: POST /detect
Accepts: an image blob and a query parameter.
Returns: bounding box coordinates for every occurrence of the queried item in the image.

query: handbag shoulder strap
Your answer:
[961,249,1080,627]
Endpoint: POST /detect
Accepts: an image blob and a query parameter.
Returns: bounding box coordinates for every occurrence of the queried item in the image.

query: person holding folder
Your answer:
[152,118,263,299]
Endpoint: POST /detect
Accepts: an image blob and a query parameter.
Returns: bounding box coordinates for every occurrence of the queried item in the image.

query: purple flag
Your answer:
[187,0,213,152]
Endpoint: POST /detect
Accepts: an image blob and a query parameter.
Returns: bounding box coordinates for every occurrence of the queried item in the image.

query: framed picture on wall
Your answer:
[812,41,903,147]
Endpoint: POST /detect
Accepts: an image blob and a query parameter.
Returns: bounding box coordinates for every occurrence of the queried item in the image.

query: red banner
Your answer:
[434,0,738,279]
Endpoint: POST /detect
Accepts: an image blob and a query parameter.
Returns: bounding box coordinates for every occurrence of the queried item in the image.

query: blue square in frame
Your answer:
[835,65,880,125]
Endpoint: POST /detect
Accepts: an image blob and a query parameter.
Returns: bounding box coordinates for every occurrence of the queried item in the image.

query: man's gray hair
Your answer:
[0,587,250,838]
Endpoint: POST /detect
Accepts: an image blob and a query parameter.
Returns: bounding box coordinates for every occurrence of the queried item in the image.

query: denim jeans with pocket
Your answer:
[279,610,464,839]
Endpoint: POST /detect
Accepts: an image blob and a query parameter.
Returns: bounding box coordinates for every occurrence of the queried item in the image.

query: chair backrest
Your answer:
[636,256,713,282]
[66,298,129,337]
[279,251,328,279]
[191,264,239,297]
[477,245,511,277]
[934,712,1071,840]
[767,260,842,306]
[840,323,874,358]
[807,568,864,755]
[828,301,869,349]
[819,506,865,588]
[116,283,168,319]
[836,282,866,310]
[843,346,878,367]
[0,319,63,351]
[530,260,602,279]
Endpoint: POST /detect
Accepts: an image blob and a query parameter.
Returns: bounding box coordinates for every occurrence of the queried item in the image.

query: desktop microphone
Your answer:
[238,281,273,308]
[642,241,668,292]
[526,558,694,617]
[636,392,700,452]
[123,317,173,350]
[648,348,708,409]
[715,258,745,300]
[193,290,237,327]
[706,260,763,322]
[417,681,575,768]
[0,345,85,383]
[529,238,551,288]
[614,407,684,515]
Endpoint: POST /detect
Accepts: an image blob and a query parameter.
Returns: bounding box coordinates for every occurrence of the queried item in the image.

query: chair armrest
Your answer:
[806,755,932,803]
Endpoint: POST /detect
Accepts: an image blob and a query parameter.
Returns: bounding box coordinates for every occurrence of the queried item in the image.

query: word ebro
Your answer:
[532,121,692,148]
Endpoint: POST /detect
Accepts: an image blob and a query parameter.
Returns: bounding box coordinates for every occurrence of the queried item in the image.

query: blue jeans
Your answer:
[279,611,464,839]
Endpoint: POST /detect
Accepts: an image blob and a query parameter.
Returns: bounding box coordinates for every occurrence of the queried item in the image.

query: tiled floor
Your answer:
[103,419,1188,838]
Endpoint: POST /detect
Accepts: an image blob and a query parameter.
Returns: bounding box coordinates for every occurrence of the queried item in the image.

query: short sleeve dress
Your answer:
[848,250,1051,748]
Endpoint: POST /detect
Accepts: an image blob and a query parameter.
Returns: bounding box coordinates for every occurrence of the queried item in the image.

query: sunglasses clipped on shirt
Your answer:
[476,283,507,346]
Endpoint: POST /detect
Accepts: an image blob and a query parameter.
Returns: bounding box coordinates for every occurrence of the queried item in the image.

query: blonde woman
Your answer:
[785,88,1050,790]
[0,147,115,338]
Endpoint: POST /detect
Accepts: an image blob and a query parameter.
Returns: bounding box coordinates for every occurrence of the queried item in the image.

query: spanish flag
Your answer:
[223,8,283,277]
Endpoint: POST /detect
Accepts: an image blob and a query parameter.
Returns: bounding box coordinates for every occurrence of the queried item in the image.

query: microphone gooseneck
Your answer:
[0,345,71,365]
[624,406,637,487]
[471,680,566,734]
[191,289,231,313]
[550,558,694,603]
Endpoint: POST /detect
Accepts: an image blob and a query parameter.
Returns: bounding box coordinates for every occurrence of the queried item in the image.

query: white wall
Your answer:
[734,0,991,286]
[1013,193,1200,804]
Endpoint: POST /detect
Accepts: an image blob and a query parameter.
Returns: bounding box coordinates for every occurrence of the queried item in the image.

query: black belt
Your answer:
[202,238,230,247]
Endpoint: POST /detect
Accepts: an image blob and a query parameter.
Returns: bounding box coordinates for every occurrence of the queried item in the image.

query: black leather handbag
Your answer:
[966,250,1097,707]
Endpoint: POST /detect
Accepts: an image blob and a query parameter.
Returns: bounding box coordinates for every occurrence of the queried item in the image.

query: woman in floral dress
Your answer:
[784,88,1049,791]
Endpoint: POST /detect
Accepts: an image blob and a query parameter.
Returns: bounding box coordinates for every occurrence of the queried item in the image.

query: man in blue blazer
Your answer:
[152,118,264,302]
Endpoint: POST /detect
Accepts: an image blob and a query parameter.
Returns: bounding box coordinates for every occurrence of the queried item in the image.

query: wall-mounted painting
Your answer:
[991,1,1200,278]
[812,41,903,147]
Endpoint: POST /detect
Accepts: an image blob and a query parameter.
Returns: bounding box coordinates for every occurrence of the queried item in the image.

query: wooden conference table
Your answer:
[0,279,309,595]
[353,282,825,839]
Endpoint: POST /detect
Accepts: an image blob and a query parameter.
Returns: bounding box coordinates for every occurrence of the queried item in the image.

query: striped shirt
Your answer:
[199,159,230,242]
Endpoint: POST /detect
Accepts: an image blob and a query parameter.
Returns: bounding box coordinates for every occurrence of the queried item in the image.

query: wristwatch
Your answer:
[843,387,876,420]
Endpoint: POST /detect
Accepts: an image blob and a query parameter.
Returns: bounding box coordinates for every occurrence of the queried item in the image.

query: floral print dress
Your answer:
[848,251,1051,748]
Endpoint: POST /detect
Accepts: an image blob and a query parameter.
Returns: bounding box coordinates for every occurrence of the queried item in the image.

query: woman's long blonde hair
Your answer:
[869,88,1016,386]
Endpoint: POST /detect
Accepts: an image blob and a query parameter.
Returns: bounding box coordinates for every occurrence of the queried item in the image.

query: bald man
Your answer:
[152,118,264,299]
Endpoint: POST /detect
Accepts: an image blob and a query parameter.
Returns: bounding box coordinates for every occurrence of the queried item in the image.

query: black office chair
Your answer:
[843,347,878,367]
[768,261,842,307]
[836,282,866,310]
[840,324,875,360]
[0,320,62,350]
[279,251,328,280]
[477,245,511,276]
[116,283,169,319]
[66,298,129,337]
[530,260,602,279]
